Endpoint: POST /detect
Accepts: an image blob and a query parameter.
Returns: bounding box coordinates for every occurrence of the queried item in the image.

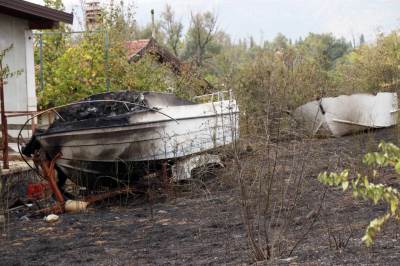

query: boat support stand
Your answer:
[32,152,139,215]
[33,152,65,214]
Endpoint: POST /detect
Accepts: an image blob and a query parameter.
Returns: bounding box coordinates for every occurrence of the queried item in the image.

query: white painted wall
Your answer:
[0,13,37,138]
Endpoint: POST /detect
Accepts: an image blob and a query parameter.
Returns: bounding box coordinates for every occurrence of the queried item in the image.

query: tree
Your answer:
[298,33,352,70]
[38,34,106,107]
[334,30,400,93]
[184,11,218,67]
[249,36,256,49]
[161,4,183,56]
[359,34,366,46]
[272,33,289,50]
[136,21,165,42]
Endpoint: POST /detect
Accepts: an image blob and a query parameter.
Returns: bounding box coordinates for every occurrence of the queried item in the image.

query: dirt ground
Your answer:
[2,127,400,265]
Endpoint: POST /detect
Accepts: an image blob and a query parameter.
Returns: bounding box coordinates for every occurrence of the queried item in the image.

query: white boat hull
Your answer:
[36,100,239,182]
[294,92,398,137]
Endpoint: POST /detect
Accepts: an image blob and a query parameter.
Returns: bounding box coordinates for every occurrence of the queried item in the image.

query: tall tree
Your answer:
[359,34,366,46]
[136,21,165,42]
[335,31,400,92]
[184,11,218,67]
[299,33,352,70]
[161,4,183,56]
[272,33,289,50]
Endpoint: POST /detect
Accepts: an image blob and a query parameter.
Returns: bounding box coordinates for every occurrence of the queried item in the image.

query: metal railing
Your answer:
[192,90,234,103]
[1,111,37,170]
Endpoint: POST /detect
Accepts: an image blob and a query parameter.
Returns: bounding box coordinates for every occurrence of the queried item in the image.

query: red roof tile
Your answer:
[126,39,150,58]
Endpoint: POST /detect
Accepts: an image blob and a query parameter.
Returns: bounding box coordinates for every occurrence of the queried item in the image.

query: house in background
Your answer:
[126,38,215,93]
[126,38,182,74]
[0,0,73,141]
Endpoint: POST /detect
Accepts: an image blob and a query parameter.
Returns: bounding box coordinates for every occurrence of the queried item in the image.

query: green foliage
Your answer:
[161,4,183,56]
[227,34,341,135]
[297,33,352,70]
[38,34,106,107]
[34,0,70,103]
[270,33,290,50]
[334,31,400,93]
[38,31,173,107]
[123,54,172,92]
[318,141,400,247]
[183,11,219,67]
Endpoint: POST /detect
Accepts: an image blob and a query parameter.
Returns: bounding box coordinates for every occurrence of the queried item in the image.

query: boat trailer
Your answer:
[30,152,145,214]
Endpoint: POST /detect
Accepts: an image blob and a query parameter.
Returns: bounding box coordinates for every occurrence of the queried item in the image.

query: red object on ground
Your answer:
[26,183,50,200]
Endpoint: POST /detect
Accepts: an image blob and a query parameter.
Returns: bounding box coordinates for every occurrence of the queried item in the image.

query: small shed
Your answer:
[0,0,73,168]
[0,0,73,135]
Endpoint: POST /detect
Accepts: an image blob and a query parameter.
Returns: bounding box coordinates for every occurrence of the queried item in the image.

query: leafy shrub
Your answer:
[318,141,400,246]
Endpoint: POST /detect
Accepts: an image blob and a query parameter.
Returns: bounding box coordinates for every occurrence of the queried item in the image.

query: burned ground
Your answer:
[2,127,400,265]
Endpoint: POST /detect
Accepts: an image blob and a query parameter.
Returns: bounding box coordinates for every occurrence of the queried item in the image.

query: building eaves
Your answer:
[0,0,73,27]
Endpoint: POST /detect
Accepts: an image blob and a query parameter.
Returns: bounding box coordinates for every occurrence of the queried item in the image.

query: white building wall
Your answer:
[0,13,37,138]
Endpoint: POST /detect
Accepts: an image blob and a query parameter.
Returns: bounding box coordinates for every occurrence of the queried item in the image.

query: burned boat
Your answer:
[22,91,239,188]
[294,92,398,137]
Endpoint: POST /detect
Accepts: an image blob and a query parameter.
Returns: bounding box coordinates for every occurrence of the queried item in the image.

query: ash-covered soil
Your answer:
[2,127,400,265]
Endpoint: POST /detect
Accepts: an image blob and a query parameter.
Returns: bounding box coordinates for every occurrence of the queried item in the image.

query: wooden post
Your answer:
[0,64,9,169]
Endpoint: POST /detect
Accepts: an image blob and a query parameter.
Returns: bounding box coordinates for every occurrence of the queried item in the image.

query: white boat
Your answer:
[294,92,398,137]
[22,91,239,188]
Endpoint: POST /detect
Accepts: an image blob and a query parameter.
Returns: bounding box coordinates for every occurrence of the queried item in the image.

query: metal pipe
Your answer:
[151,9,155,39]
[2,110,37,114]
[34,153,65,208]
[47,153,65,206]
[39,33,44,91]
[31,115,36,134]
[4,113,35,118]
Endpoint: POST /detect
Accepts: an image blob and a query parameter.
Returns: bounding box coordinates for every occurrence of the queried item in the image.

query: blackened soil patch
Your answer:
[2,127,400,265]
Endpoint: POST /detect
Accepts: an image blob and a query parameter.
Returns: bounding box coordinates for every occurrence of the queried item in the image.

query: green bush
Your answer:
[318,141,400,246]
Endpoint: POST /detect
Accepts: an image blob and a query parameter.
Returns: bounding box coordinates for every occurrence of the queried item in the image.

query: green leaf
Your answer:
[395,162,400,174]
[342,180,349,191]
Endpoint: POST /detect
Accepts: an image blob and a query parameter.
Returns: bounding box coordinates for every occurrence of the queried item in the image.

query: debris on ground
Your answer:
[44,214,59,223]
[64,200,89,213]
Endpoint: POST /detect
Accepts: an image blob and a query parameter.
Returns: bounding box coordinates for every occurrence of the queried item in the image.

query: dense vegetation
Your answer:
[36,1,400,111]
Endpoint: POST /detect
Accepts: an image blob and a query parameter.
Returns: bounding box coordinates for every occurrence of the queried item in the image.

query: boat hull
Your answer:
[36,100,239,185]
[294,92,398,137]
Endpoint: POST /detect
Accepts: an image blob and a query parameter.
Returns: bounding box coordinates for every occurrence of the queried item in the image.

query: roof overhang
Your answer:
[0,0,73,29]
